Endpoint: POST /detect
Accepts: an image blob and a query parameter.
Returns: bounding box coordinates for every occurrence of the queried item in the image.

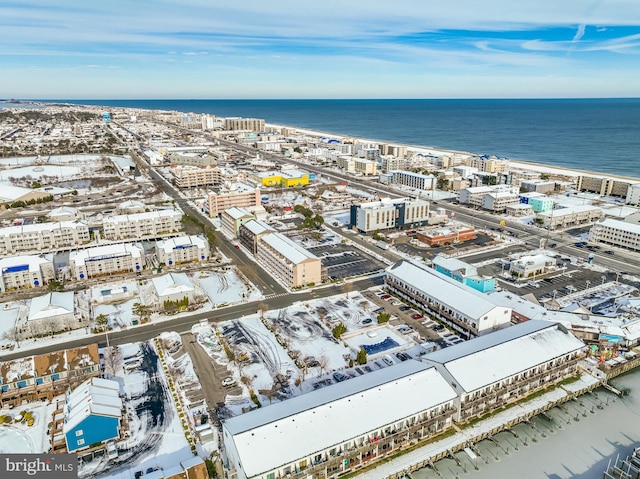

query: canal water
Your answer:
[412,370,640,479]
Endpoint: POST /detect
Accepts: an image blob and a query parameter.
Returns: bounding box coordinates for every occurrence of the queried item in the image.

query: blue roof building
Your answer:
[63,377,122,452]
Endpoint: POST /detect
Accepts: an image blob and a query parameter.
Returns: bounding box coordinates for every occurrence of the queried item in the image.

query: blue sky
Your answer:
[2,0,640,99]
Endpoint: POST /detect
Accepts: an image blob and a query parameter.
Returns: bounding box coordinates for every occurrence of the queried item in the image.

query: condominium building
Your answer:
[380,156,408,172]
[385,260,511,338]
[424,320,585,422]
[256,233,322,287]
[0,345,100,408]
[520,179,556,194]
[222,361,457,479]
[519,192,554,213]
[481,191,520,212]
[221,208,255,238]
[466,155,509,173]
[626,183,640,206]
[589,218,640,252]
[170,165,221,188]
[224,117,265,132]
[0,255,55,292]
[537,205,603,230]
[577,175,634,198]
[238,219,276,254]
[353,158,377,176]
[379,143,408,157]
[350,198,430,233]
[166,152,218,167]
[155,235,210,265]
[0,221,90,254]
[387,170,435,190]
[70,243,145,279]
[458,186,493,207]
[205,184,262,217]
[102,210,183,240]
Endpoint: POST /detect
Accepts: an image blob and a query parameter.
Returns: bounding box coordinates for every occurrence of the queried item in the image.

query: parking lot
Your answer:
[393,232,500,260]
[309,243,387,280]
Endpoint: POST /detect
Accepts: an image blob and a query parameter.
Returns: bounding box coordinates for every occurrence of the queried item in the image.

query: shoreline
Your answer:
[271,122,640,183]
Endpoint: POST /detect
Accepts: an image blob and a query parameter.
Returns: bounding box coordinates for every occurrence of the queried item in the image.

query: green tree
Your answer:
[377,311,391,324]
[132,302,152,323]
[332,322,347,339]
[356,347,368,365]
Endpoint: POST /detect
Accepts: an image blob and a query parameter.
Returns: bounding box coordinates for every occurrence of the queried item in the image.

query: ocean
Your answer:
[43,99,640,178]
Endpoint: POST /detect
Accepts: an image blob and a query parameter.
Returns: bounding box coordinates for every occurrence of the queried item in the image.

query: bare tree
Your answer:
[341,281,353,299]
[1,327,25,349]
[318,355,330,376]
[42,317,60,338]
[257,302,269,320]
[103,345,122,377]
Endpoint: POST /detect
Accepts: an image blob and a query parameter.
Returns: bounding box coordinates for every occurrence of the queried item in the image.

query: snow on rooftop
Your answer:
[432,255,476,276]
[595,217,640,235]
[28,292,74,322]
[223,361,457,478]
[0,255,50,272]
[424,320,584,393]
[386,261,501,320]
[224,207,253,220]
[242,219,274,235]
[151,273,195,297]
[538,204,602,217]
[0,221,87,237]
[103,209,181,224]
[0,184,40,202]
[63,377,122,434]
[71,243,143,264]
[156,235,207,254]
[261,233,318,264]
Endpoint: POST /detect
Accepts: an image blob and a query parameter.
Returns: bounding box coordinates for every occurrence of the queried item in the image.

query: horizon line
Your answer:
[13,96,640,102]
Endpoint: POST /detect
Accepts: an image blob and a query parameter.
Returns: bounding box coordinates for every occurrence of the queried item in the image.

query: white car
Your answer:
[222,377,236,387]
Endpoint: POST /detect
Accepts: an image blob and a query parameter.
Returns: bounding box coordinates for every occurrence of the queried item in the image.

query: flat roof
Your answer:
[386,261,502,320]
[103,209,181,224]
[595,218,640,235]
[156,235,207,254]
[0,255,50,272]
[538,205,602,217]
[432,255,476,276]
[424,320,584,393]
[0,221,87,237]
[260,233,318,264]
[70,243,143,264]
[223,361,456,478]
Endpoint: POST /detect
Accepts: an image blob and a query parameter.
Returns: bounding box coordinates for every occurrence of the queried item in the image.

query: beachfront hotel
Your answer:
[384,260,511,339]
[69,243,145,279]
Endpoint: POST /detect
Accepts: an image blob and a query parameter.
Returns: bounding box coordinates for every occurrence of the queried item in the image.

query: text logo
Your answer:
[1,454,77,479]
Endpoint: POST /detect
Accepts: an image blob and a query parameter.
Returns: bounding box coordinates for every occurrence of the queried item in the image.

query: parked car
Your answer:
[399,306,410,311]
[432,324,445,331]
[333,372,349,382]
[222,377,236,387]
[604,250,615,255]
[362,318,372,325]
[411,313,424,320]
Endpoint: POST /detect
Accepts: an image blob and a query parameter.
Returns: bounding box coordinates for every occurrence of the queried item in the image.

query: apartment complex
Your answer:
[103,210,183,240]
[205,184,262,217]
[466,155,509,173]
[0,221,90,254]
[519,192,554,213]
[350,198,430,233]
[166,151,218,167]
[0,255,55,292]
[221,207,255,237]
[70,243,145,279]
[589,218,640,252]
[520,179,556,194]
[385,260,511,338]
[171,165,221,188]
[536,205,603,230]
[155,235,210,265]
[256,233,322,287]
[482,191,520,212]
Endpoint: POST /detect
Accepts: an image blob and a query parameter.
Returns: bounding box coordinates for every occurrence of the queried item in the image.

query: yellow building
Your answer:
[252,170,309,187]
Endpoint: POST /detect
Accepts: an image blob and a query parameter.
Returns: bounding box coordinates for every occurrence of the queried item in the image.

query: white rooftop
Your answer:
[0,184,37,202]
[103,209,182,224]
[151,273,195,297]
[224,207,253,220]
[595,217,640,235]
[47,206,78,217]
[28,292,74,322]
[432,255,477,276]
[156,235,207,254]
[70,243,143,265]
[538,204,602,217]
[242,219,275,235]
[223,361,457,478]
[0,255,51,272]
[386,261,503,320]
[0,221,87,237]
[424,320,585,393]
[260,233,318,264]
[64,377,122,434]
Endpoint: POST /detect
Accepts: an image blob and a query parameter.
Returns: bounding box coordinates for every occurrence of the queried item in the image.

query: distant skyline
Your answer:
[2,1,640,99]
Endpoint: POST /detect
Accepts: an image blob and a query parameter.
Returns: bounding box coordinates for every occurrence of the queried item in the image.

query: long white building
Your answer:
[256,233,322,288]
[0,221,90,254]
[222,361,458,479]
[0,255,55,292]
[155,235,210,265]
[589,217,640,252]
[103,210,183,240]
[385,260,511,338]
[70,243,145,279]
[424,320,585,421]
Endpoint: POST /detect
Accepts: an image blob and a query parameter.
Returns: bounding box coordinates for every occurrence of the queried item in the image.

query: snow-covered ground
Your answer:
[0,401,57,454]
[192,269,263,306]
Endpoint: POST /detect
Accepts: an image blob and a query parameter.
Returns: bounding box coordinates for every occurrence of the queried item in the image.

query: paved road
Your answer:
[0,275,383,362]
